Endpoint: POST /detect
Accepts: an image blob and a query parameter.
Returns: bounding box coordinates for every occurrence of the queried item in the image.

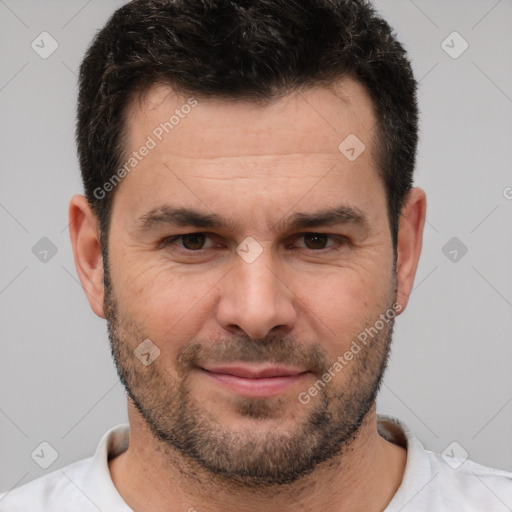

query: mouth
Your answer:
[199,363,310,398]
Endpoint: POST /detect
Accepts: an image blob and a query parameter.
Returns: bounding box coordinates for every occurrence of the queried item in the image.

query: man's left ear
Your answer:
[395,187,427,313]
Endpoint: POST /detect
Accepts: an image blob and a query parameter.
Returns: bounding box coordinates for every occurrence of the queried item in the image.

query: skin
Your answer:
[69,76,426,511]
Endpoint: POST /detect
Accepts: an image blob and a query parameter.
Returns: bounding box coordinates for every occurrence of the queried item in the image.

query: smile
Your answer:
[200,364,310,398]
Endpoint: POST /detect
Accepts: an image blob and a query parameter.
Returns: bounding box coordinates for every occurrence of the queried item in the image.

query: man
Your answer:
[1,0,511,510]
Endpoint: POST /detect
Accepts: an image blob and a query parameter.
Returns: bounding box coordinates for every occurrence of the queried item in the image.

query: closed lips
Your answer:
[200,365,308,379]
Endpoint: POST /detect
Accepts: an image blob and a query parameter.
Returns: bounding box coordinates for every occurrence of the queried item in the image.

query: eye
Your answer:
[289,233,346,251]
[299,233,331,250]
[160,232,347,255]
[161,233,215,251]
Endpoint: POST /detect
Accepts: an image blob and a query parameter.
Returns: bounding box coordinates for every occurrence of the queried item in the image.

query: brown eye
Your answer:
[180,233,207,250]
[303,233,330,250]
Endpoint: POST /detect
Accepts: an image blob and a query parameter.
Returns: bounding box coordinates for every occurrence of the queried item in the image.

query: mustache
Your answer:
[176,334,330,377]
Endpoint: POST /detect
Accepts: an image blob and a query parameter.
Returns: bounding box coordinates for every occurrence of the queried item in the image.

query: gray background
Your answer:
[1,0,511,494]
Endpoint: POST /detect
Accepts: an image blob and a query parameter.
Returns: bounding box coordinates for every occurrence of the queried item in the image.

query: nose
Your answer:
[215,246,297,340]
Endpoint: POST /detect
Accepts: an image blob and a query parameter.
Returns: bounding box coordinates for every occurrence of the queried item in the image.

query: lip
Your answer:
[200,364,309,398]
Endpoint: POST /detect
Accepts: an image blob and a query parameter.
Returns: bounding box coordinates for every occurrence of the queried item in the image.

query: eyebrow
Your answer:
[136,204,368,233]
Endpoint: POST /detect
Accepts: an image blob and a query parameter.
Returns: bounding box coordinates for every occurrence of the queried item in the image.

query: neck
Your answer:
[109,402,406,512]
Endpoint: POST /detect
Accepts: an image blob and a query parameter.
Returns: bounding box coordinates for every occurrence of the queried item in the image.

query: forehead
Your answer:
[112,78,384,229]
[124,77,378,162]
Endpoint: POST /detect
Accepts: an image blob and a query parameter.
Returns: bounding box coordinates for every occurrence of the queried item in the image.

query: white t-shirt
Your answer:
[1,414,511,511]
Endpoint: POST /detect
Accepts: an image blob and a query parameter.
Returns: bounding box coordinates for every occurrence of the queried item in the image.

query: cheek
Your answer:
[298,262,393,352]
[111,258,219,344]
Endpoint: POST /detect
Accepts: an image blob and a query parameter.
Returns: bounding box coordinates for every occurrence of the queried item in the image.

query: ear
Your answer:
[68,195,106,318]
[395,187,426,313]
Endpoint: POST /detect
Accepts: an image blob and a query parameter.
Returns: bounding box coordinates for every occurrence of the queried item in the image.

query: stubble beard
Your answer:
[103,263,396,488]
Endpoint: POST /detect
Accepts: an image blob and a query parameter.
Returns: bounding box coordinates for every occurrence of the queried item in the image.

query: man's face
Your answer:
[104,78,398,486]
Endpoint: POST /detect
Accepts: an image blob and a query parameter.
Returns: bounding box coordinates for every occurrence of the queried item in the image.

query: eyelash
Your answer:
[159,232,348,255]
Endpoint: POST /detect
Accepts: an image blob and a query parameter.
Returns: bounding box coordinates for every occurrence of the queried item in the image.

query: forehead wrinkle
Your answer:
[161,154,344,179]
